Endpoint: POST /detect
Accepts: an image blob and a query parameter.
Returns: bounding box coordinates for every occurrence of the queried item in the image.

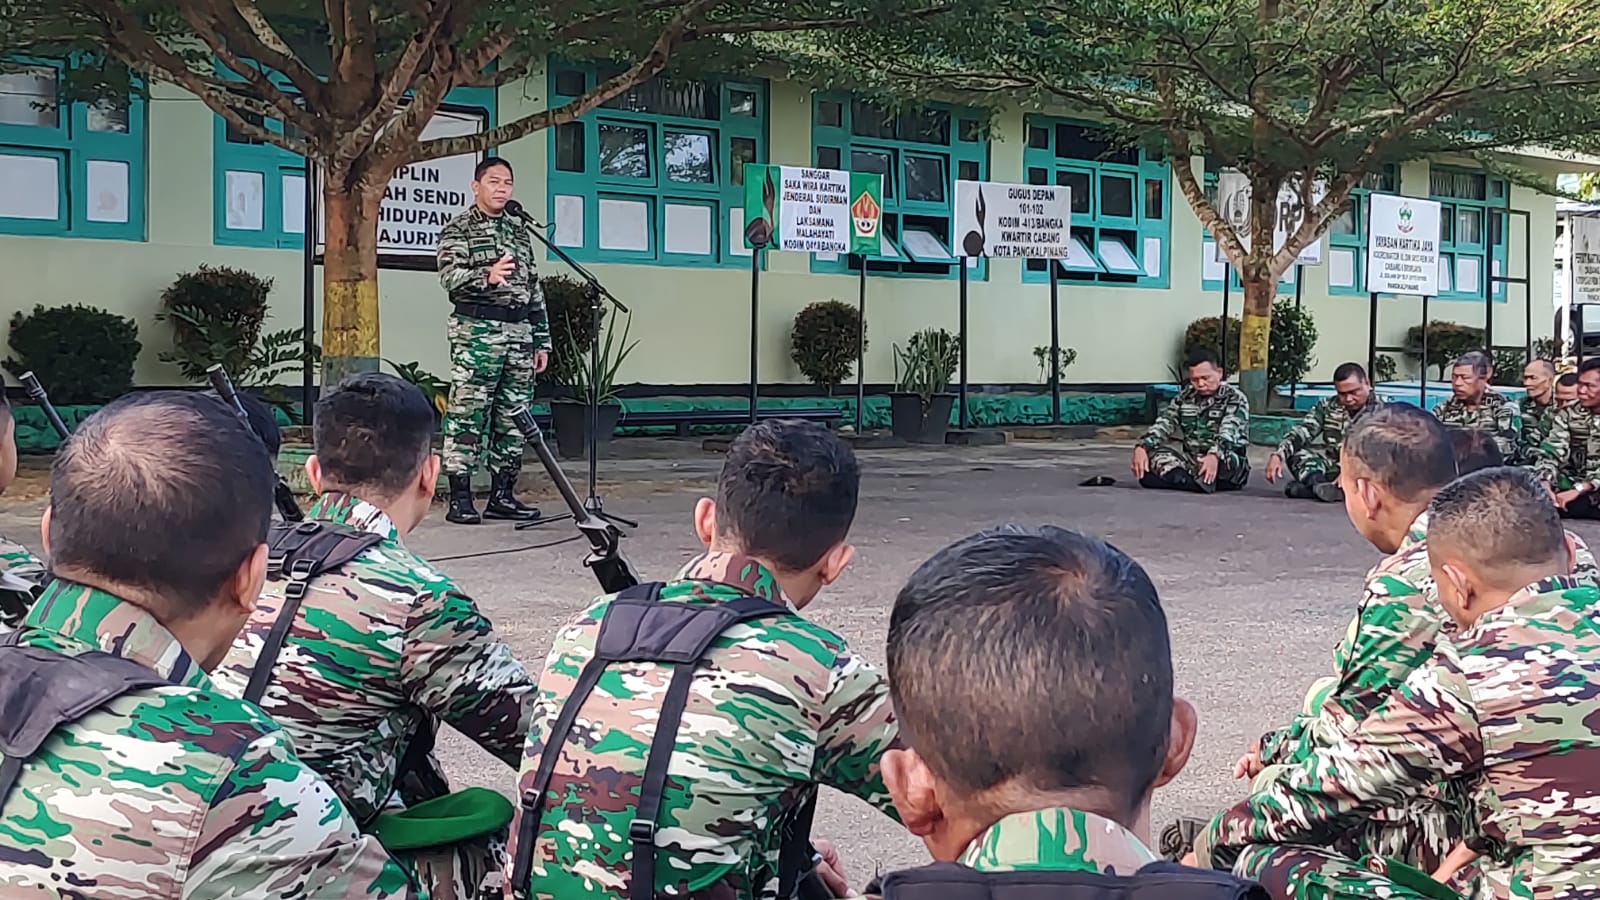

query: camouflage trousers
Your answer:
[1139,445,1248,492]
[441,314,535,478]
[393,830,506,900]
[1234,844,1493,900]
[1286,450,1336,485]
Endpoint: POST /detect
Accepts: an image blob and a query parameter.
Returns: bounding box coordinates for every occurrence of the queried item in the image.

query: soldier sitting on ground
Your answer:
[505,418,900,900]
[1265,362,1381,503]
[865,524,1265,899]
[1515,359,1559,465]
[1431,350,1522,461]
[0,391,411,897]
[1193,466,1600,900]
[1132,348,1251,494]
[1525,356,1600,520]
[211,373,537,900]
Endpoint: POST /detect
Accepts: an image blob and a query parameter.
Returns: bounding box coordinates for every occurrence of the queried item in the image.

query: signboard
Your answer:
[1569,215,1600,307]
[741,164,882,255]
[952,180,1072,258]
[1365,193,1441,295]
[1211,170,1325,265]
[315,106,487,257]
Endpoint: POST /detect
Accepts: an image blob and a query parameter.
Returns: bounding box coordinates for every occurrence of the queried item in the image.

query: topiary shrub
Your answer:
[790,300,866,395]
[538,274,604,390]
[1181,315,1241,376]
[156,265,273,380]
[1372,353,1399,383]
[1403,321,1485,380]
[4,304,141,404]
[1490,348,1529,386]
[1179,300,1319,394]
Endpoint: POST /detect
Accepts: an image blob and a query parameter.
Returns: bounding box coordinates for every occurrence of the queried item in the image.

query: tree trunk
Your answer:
[1238,275,1275,411]
[321,185,384,386]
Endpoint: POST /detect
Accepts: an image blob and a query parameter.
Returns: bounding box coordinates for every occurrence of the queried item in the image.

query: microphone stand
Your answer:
[510,208,636,532]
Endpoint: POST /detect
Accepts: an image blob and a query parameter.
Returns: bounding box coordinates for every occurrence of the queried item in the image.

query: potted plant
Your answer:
[551,309,637,459]
[890,327,959,443]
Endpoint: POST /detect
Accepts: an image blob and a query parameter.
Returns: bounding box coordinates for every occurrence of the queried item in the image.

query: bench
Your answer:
[519,406,844,438]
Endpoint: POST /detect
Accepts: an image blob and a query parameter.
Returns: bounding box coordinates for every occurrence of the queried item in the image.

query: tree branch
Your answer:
[336,3,444,167]
[176,0,319,137]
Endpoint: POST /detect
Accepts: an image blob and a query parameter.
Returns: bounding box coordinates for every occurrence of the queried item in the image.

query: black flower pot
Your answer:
[889,392,955,444]
[551,400,622,460]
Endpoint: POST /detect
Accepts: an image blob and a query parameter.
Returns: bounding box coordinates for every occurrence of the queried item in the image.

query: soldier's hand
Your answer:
[1233,744,1264,780]
[1131,445,1150,479]
[488,253,515,286]
[1555,488,1581,510]
[534,350,550,374]
[1264,453,1284,484]
[813,838,855,897]
[1198,453,1219,484]
[1431,842,1479,884]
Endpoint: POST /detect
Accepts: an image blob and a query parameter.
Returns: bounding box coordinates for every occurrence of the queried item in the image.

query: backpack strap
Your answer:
[243,520,384,705]
[509,583,790,900]
[0,635,172,806]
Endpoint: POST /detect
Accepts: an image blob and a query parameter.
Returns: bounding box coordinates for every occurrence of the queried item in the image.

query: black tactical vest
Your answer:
[879,860,1270,900]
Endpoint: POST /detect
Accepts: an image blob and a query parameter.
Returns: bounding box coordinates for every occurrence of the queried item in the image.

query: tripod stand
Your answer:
[516,216,636,532]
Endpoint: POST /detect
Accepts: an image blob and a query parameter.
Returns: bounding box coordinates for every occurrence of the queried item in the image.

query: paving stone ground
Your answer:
[6,436,1587,887]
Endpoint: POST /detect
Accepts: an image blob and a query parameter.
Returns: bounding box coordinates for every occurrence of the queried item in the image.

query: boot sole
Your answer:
[483,510,539,521]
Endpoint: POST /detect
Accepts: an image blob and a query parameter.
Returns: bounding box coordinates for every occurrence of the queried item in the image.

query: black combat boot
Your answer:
[445,474,482,525]
[1285,480,1315,500]
[1305,472,1345,503]
[483,470,540,521]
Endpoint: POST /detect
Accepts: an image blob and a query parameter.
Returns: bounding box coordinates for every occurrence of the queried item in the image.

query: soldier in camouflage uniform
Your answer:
[1265,362,1380,503]
[1133,349,1251,493]
[1515,358,1558,465]
[1207,406,1597,899]
[507,420,901,900]
[1526,357,1600,519]
[1431,351,1522,460]
[1193,467,1600,900]
[437,157,551,526]
[0,392,412,897]
[213,374,537,900]
[869,525,1264,899]
[0,391,47,634]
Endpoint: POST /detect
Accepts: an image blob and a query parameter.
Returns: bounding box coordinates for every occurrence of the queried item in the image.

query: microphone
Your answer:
[504,200,544,227]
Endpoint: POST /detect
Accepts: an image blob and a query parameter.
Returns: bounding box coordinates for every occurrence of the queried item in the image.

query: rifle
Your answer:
[509,407,836,900]
[19,371,70,441]
[205,365,304,522]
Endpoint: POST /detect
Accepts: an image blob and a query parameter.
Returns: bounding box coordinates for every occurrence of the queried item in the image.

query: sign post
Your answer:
[1365,193,1442,406]
[743,165,882,424]
[952,180,1073,426]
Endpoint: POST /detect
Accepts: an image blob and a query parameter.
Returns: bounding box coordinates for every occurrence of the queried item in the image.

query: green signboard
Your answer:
[742,164,882,255]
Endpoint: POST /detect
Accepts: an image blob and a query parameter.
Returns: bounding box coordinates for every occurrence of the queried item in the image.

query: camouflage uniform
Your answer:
[1524,404,1600,520]
[0,580,414,897]
[1431,390,1522,461]
[211,491,538,899]
[1195,576,1600,900]
[1138,384,1251,492]
[1274,395,1381,484]
[1515,394,1559,466]
[437,205,551,478]
[957,809,1162,875]
[506,552,901,900]
[0,533,45,632]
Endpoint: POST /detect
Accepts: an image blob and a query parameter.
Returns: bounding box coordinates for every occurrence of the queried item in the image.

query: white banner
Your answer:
[1569,215,1600,307]
[775,166,855,254]
[1211,170,1325,266]
[316,106,487,257]
[1365,193,1442,296]
[952,180,1072,258]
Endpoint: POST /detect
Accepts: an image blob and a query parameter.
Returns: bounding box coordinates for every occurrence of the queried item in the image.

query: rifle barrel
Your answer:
[19,372,70,440]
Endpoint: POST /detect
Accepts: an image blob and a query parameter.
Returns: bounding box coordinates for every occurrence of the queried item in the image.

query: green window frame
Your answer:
[0,56,146,241]
[1323,166,1399,296]
[1021,116,1167,289]
[1427,167,1509,302]
[810,94,989,280]
[213,65,494,249]
[546,64,764,268]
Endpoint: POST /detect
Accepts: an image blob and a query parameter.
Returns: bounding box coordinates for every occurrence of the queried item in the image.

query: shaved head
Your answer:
[1427,467,1567,589]
[49,391,275,619]
[1528,359,1556,378]
[1343,404,1457,502]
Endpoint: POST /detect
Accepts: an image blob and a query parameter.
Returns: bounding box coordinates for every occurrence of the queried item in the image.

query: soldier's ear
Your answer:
[1154,698,1198,789]
[817,542,855,587]
[305,455,323,494]
[882,748,943,839]
[419,454,441,499]
[229,543,269,616]
[39,505,51,556]
[1565,533,1579,576]
[693,498,716,547]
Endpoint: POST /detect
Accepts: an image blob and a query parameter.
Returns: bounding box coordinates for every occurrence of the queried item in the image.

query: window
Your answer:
[213,66,494,250]
[1428,167,1509,302]
[546,65,764,267]
[1323,166,1399,296]
[0,58,146,240]
[810,94,988,279]
[1021,117,1167,288]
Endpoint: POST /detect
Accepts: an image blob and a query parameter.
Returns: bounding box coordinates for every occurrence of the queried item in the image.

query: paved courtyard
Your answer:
[5,435,1583,886]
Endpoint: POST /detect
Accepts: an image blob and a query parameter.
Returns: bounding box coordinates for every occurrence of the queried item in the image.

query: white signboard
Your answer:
[1365,193,1441,296]
[952,180,1072,258]
[1211,170,1325,265]
[315,106,487,257]
[1569,215,1600,307]
[775,166,856,254]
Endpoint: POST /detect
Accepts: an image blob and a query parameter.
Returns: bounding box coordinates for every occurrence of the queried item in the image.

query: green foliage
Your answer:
[538,275,604,390]
[3,304,141,404]
[791,301,866,393]
[1372,354,1399,383]
[1182,315,1242,375]
[1534,336,1562,362]
[1268,300,1318,393]
[383,359,449,416]
[893,328,959,401]
[557,310,638,406]
[156,266,316,386]
[1488,339,1568,386]
[1032,345,1077,383]
[1403,321,1486,380]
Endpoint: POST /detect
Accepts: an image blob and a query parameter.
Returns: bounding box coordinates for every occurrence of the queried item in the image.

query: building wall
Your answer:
[0,71,1565,390]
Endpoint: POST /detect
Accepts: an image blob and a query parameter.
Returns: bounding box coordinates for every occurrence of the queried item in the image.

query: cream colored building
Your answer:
[0,59,1577,389]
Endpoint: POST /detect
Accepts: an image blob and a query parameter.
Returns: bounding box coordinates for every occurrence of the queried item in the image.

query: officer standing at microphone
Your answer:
[436,157,551,525]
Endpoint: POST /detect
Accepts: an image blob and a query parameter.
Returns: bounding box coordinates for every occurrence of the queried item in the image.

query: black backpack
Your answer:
[880,860,1270,900]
